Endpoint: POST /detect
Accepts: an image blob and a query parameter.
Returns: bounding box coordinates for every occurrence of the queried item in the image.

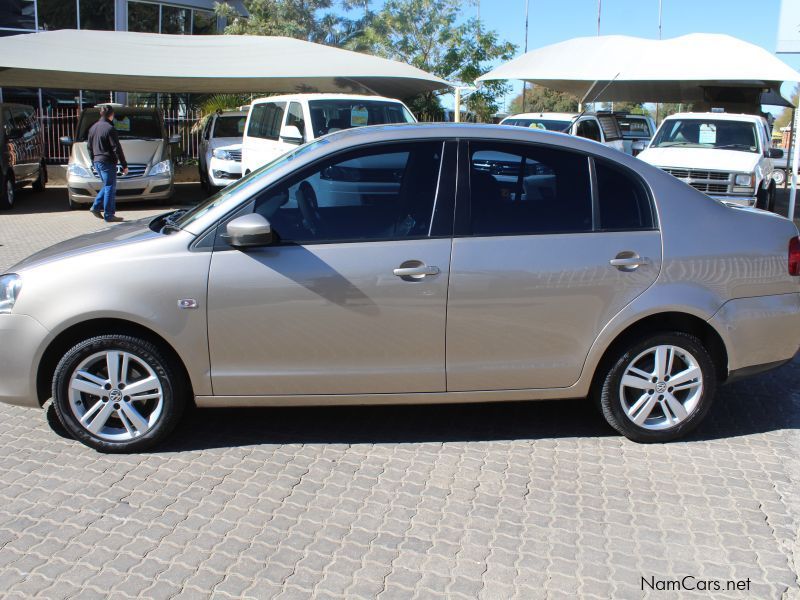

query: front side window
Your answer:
[254,142,444,243]
[308,100,415,138]
[651,119,759,153]
[468,142,592,236]
[595,160,654,230]
[247,102,286,141]
[285,102,305,140]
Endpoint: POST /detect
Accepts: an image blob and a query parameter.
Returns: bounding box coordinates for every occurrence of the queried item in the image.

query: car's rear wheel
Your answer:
[596,332,717,442]
[32,162,47,192]
[52,335,186,452]
[0,172,15,210]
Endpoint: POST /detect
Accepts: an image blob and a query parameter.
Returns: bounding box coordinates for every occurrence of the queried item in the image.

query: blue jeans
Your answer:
[91,161,116,220]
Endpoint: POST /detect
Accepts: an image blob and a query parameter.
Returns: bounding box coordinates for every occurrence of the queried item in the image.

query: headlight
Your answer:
[0,274,22,314]
[67,163,92,178]
[734,174,754,187]
[149,160,171,176]
[213,148,234,160]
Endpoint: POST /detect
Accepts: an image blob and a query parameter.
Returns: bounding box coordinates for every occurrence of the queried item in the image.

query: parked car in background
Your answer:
[611,112,656,156]
[198,109,247,191]
[500,112,625,153]
[0,103,47,209]
[2,123,800,452]
[61,105,179,209]
[241,93,416,175]
[638,112,781,210]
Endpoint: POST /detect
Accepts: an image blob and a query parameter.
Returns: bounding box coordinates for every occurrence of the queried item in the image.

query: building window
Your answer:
[161,5,190,34]
[128,1,159,33]
[192,9,215,34]
[38,0,78,30]
[80,0,115,31]
[0,0,36,31]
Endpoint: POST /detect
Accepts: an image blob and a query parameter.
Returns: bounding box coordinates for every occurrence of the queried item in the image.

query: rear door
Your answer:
[243,101,288,173]
[446,140,661,391]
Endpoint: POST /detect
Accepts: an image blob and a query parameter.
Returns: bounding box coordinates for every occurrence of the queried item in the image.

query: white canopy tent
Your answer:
[477,33,800,105]
[0,29,450,98]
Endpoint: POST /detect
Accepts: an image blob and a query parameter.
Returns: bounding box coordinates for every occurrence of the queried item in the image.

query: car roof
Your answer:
[664,112,766,123]
[215,111,247,117]
[503,112,578,120]
[249,93,408,105]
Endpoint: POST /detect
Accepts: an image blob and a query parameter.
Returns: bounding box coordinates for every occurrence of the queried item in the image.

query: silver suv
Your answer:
[61,105,178,209]
[2,124,799,452]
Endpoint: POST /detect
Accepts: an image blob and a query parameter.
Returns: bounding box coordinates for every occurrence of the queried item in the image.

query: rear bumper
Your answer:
[710,292,800,376]
[0,314,49,408]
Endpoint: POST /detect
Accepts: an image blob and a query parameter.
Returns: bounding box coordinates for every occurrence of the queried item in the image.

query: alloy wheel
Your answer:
[618,344,703,431]
[67,350,164,441]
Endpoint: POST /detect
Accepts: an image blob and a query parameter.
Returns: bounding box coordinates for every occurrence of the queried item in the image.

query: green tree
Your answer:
[215,0,349,44]
[355,0,516,121]
[508,86,579,114]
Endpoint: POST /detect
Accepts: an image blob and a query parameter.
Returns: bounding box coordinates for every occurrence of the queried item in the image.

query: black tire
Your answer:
[199,164,209,192]
[52,334,187,453]
[32,162,47,192]
[595,331,717,443]
[767,184,776,213]
[755,186,769,210]
[0,172,14,210]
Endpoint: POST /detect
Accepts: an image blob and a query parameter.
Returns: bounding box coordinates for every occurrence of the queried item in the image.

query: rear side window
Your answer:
[595,160,654,230]
[468,142,592,236]
[247,102,286,140]
[575,119,602,142]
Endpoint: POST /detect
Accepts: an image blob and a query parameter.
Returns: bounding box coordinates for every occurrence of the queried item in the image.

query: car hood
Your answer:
[637,147,760,173]
[7,218,160,273]
[209,138,242,151]
[72,139,165,166]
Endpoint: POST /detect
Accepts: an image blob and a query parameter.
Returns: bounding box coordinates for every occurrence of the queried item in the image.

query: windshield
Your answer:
[214,116,246,138]
[308,100,415,138]
[502,118,572,132]
[651,119,759,153]
[616,117,652,139]
[77,110,163,141]
[172,138,330,229]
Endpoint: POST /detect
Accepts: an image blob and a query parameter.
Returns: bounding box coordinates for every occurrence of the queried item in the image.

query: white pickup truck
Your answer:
[500,112,625,153]
[637,112,782,211]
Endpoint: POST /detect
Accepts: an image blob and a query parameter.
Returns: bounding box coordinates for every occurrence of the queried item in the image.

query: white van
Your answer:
[241,94,416,175]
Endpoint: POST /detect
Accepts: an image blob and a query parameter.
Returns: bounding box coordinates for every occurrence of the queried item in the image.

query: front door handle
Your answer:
[610,253,650,270]
[393,265,440,278]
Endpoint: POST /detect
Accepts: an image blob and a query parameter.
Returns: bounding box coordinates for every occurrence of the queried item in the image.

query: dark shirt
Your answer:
[86,119,128,167]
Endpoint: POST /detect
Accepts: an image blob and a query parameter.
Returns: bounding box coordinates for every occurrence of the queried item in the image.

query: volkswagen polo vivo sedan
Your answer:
[1,124,799,452]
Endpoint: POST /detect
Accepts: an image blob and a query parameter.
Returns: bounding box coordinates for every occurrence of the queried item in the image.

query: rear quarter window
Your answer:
[595,159,654,230]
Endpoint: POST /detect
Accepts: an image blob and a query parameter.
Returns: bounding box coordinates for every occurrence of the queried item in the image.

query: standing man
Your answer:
[87,105,127,222]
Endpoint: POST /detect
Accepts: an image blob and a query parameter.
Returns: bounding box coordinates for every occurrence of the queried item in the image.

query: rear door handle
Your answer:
[393,265,440,278]
[610,254,650,270]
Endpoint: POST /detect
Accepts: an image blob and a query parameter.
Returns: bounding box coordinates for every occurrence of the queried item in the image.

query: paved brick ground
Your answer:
[0,186,798,599]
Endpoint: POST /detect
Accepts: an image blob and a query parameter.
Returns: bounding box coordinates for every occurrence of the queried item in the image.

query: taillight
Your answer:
[789,237,800,276]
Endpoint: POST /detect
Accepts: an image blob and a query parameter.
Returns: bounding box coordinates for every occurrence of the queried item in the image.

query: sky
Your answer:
[445,0,800,113]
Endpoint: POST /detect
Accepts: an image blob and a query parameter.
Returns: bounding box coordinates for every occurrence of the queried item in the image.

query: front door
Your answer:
[447,140,661,391]
[207,140,455,396]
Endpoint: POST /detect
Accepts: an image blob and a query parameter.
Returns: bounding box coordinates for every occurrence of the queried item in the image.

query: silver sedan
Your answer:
[1,123,799,452]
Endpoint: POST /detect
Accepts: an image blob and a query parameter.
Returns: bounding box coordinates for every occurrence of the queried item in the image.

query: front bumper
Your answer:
[208,157,242,187]
[710,292,800,376]
[709,194,756,207]
[67,172,174,204]
[0,314,50,408]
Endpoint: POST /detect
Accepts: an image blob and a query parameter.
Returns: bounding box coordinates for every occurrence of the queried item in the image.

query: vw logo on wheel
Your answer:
[655,382,667,393]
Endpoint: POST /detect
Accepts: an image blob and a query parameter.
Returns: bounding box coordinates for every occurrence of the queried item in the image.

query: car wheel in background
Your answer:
[596,332,717,443]
[772,169,786,187]
[52,334,187,453]
[0,173,15,210]
[32,162,47,192]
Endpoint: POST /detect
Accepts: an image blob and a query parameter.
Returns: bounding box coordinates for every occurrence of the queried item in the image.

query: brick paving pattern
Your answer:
[0,186,797,599]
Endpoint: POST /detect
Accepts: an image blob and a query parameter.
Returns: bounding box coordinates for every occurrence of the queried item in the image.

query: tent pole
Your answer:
[455,87,461,123]
[786,108,795,190]
[789,107,800,221]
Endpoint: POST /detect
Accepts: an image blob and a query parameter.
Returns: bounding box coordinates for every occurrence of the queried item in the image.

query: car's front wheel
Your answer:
[596,332,717,442]
[773,168,786,187]
[52,334,186,452]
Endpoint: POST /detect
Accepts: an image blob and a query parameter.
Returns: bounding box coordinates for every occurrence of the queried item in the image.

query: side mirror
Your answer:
[59,135,74,146]
[631,140,648,154]
[767,148,784,159]
[168,134,181,145]
[221,213,275,248]
[279,125,304,145]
